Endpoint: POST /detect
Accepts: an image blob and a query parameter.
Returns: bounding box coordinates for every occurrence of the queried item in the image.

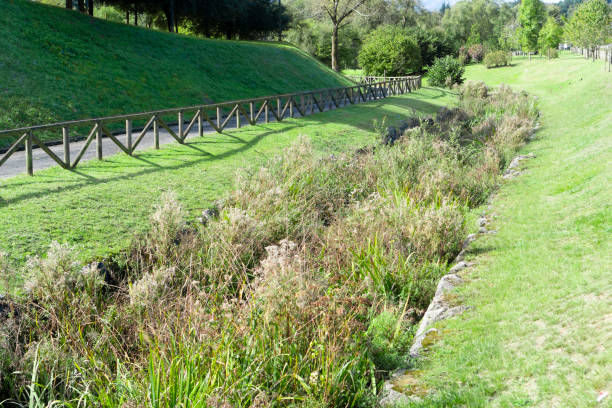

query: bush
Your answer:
[458,45,470,64]
[483,50,509,68]
[468,44,485,62]
[426,56,465,88]
[358,25,422,75]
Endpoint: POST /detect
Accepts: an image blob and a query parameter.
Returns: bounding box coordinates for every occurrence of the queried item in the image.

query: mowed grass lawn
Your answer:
[409,53,612,407]
[0,87,455,271]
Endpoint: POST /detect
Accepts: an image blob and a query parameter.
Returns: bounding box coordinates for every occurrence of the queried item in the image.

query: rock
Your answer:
[382,126,399,145]
[478,217,487,227]
[410,273,469,357]
[507,153,535,170]
[478,226,487,234]
[503,169,520,179]
[198,206,220,225]
[379,370,425,406]
[449,261,468,274]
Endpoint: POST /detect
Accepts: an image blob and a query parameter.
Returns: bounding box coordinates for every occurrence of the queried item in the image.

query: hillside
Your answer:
[0,0,350,147]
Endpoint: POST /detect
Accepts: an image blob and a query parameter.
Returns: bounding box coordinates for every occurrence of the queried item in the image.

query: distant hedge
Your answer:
[484,51,510,68]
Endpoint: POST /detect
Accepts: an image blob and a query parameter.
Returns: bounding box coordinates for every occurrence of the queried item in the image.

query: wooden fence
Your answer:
[571,45,612,72]
[0,76,421,176]
[347,75,423,86]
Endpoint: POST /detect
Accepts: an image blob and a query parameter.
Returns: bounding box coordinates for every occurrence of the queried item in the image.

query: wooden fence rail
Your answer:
[0,76,421,176]
[346,75,423,86]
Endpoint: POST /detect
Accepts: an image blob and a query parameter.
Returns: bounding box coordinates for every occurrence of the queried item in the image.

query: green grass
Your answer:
[408,53,612,407]
[0,0,351,148]
[0,87,455,269]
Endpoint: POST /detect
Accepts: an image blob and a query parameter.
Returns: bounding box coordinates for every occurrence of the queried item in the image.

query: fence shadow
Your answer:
[0,88,451,206]
[0,125,302,206]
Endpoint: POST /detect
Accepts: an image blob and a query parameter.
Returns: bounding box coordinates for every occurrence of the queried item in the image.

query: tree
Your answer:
[314,0,370,71]
[518,0,546,59]
[358,25,422,75]
[538,16,563,58]
[565,0,611,60]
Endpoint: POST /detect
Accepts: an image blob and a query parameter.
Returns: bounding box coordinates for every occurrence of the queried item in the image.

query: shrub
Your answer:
[467,44,485,62]
[458,45,470,64]
[358,25,422,75]
[426,56,465,88]
[484,50,510,68]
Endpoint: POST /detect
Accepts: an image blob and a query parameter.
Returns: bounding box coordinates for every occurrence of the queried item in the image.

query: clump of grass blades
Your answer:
[0,82,538,407]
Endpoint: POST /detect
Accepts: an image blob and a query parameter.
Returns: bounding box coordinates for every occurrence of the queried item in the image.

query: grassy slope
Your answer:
[0,87,455,269]
[0,0,350,148]
[410,54,612,407]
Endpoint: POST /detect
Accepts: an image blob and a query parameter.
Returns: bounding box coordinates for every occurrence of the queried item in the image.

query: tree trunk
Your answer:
[126,10,130,25]
[169,0,176,33]
[331,24,339,72]
[277,0,282,41]
[65,0,73,9]
[134,6,138,25]
[163,7,174,32]
[77,0,85,13]
[87,0,93,16]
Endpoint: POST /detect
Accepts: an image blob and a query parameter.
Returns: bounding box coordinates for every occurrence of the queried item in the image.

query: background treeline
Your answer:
[42,0,289,39]
[36,0,612,74]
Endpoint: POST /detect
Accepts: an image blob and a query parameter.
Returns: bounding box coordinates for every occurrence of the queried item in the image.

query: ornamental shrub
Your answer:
[468,44,485,62]
[358,25,422,75]
[483,50,510,68]
[426,56,465,88]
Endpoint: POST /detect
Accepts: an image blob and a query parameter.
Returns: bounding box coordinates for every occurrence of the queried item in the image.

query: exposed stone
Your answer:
[478,217,487,227]
[379,369,425,406]
[478,226,487,234]
[409,272,469,357]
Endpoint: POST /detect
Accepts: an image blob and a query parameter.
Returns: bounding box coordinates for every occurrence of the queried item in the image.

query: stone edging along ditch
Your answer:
[379,146,538,406]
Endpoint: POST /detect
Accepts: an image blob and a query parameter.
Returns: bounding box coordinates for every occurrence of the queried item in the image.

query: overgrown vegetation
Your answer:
[0,82,537,406]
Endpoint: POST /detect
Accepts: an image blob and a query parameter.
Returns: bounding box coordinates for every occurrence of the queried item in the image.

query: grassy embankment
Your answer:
[407,53,612,407]
[0,0,351,148]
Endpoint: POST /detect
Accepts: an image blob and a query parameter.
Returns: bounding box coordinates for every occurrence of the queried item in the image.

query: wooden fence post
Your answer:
[277,98,281,121]
[26,130,33,176]
[249,102,254,124]
[198,109,203,137]
[153,116,159,149]
[62,126,70,167]
[265,101,269,124]
[178,111,184,141]
[217,106,222,130]
[96,122,102,160]
[125,119,132,154]
[236,104,240,128]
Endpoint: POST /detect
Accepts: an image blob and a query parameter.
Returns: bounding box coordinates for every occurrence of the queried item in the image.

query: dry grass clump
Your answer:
[0,82,538,407]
